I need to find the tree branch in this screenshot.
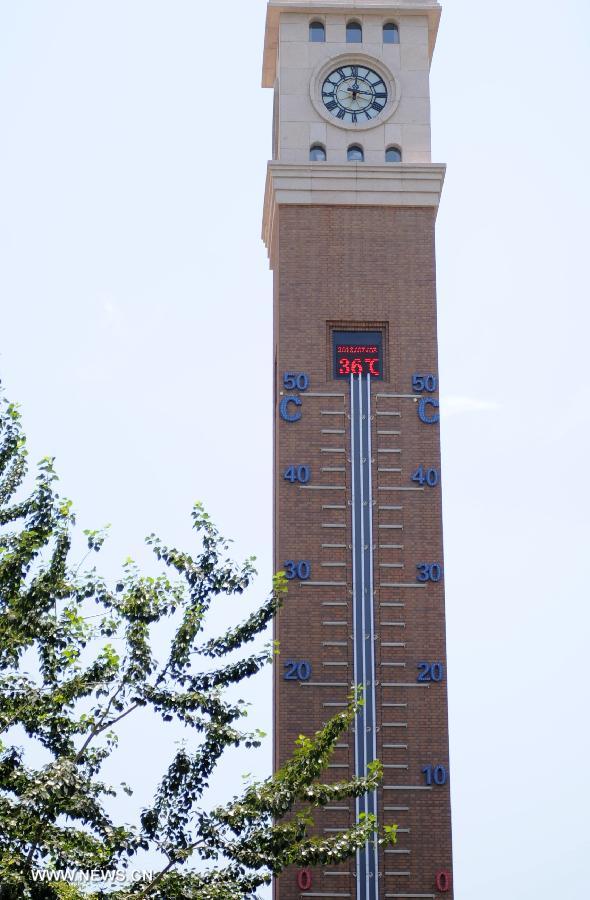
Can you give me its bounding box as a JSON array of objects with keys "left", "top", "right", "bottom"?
[
  {"left": 130, "top": 840, "right": 205, "bottom": 899},
  {"left": 74, "top": 679, "right": 128, "bottom": 763}
]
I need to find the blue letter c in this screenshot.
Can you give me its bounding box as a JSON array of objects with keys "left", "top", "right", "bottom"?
[
  {"left": 418, "top": 398, "right": 439, "bottom": 425},
  {"left": 280, "top": 396, "right": 302, "bottom": 423}
]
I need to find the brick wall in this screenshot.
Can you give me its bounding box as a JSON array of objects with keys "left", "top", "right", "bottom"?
[{"left": 273, "top": 204, "right": 453, "bottom": 899}]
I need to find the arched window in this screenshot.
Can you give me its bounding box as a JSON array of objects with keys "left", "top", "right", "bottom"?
[
  {"left": 346, "top": 21, "right": 362, "bottom": 43},
  {"left": 347, "top": 144, "right": 364, "bottom": 162},
  {"left": 383, "top": 23, "right": 400, "bottom": 44},
  {"left": 309, "top": 21, "right": 325, "bottom": 42},
  {"left": 385, "top": 146, "right": 402, "bottom": 162},
  {"left": 310, "top": 144, "right": 327, "bottom": 162}
]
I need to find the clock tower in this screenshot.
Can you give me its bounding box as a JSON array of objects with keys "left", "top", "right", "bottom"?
[{"left": 262, "top": 2, "right": 453, "bottom": 899}]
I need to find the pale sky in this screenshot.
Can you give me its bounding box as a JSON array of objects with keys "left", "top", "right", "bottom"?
[{"left": 1, "top": 1, "right": 589, "bottom": 897}]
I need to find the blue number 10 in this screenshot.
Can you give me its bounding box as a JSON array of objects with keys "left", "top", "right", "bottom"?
[{"left": 422, "top": 764, "right": 448, "bottom": 786}]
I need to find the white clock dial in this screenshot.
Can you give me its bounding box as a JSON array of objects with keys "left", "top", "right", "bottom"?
[{"left": 322, "top": 64, "right": 388, "bottom": 124}]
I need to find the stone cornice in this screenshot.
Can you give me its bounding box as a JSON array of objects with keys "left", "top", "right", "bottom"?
[
  {"left": 262, "top": 1, "right": 442, "bottom": 87},
  {"left": 262, "top": 161, "right": 446, "bottom": 259}
]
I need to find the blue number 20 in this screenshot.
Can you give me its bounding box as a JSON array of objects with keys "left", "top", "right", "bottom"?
[
  {"left": 284, "top": 660, "right": 312, "bottom": 681},
  {"left": 417, "top": 662, "right": 444, "bottom": 682}
]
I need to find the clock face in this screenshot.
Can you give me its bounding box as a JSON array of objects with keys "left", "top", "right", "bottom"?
[{"left": 322, "top": 64, "right": 388, "bottom": 124}]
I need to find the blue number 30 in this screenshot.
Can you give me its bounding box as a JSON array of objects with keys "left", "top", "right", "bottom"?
[
  {"left": 416, "top": 563, "right": 443, "bottom": 583},
  {"left": 284, "top": 560, "right": 311, "bottom": 580}
]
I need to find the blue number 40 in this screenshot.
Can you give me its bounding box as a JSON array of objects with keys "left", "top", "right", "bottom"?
[
  {"left": 284, "top": 465, "right": 311, "bottom": 484},
  {"left": 412, "top": 465, "right": 439, "bottom": 487}
]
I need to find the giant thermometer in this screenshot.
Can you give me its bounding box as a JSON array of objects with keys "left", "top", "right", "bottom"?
[
  {"left": 264, "top": 2, "right": 452, "bottom": 893},
  {"left": 274, "top": 318, "right": 453, "bottom": 899}
]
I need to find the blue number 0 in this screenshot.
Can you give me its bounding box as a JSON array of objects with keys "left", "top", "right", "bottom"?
[{"left": 284, "top": 560, "right": 311, "bottom": 580}]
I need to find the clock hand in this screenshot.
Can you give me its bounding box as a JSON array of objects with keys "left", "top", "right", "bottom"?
[{"left": 343, "top": 84, "right": 362, "bottom": 102}]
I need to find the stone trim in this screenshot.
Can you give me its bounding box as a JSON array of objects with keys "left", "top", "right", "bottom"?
[
  {"left": 262, "top": 161, "right": 446, "bottom": 258},
  {"left": 262, "top": 0, "right": 442, "bottom": 87}
]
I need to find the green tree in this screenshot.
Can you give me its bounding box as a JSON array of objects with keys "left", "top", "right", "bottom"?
[{"left": 0, "top": 392, "right": 394, "bottom": 899}]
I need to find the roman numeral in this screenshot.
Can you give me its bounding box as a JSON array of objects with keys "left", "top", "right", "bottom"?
[
  {"left": 351, "top": 65, "right": 358, "bottom": 77},
  {"left": 371, "top": 101, "right": 385, "bottom": 111},
  {"left": 352, "top": 112, "right": 358, "bottom": 124},
  {"left": 375, "top": 92, "right": 387, "bottom": 99},
  {"left": 325, "top": 100, "right": 338, "bottom": 111},
  {"left": 336, "top": 108, "right": 346, "bottom": 119}
]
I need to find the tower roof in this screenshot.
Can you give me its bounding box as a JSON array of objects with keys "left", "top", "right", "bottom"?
[{"left": 262, "top": 0, "right": 442, "bottom": 87}]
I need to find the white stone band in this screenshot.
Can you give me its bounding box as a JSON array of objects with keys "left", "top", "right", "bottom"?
[{"left": 262, "top": 160, "right": 446, "bottom": 256}]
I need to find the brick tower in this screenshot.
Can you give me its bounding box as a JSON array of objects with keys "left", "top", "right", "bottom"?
[{"left": 262, "top": 2, "right": 453, "bottom": 898}]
